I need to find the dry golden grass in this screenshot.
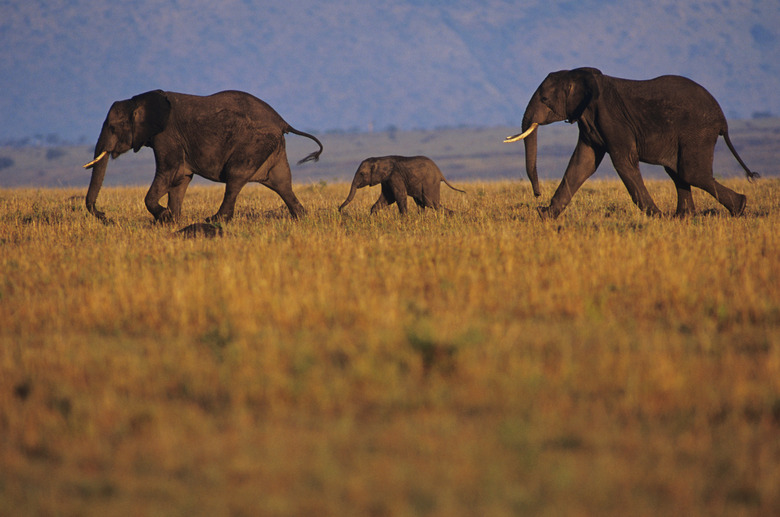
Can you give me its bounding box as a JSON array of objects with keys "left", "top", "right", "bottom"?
[{"left": 1, "top": 178, "right": 779, "bottom": 516}]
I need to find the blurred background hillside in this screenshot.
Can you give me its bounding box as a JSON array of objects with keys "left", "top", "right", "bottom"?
[
  {"left": 1, "top": 1, "right": 778, "bottom": 186},
  {"left": 1, "top": 1, "right": 778, "bottom": 144}
]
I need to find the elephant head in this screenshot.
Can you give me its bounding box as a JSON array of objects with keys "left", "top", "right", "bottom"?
[
  {"left": 338, "top": 158, "right": 393, "bottom": 211},
  {"left": 505, "top": 68, "right": 601, "bottom": 197},
  {"left": 83, "top": 90, "right": 171, "bottom": 220}
]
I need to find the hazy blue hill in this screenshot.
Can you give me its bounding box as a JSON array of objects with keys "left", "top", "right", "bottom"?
[{"left": 0, "top": 0, "right": 778, "bottom": 145}]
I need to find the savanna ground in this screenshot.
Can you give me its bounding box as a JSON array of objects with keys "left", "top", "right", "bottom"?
[{"left": 1, "top": 178, "right": 779, "bottom": 516}]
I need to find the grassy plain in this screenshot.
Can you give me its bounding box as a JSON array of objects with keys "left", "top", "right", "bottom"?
[{"left": 1, "top": 178, "right": 779, "bottom": 516}]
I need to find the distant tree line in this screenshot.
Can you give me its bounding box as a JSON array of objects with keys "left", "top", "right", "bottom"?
[
  {"left": 1, "top": 133, "right": 89, "bottom": 148},
  {"left": 0, "top": 144, "right": 75, "bottom": 171}
]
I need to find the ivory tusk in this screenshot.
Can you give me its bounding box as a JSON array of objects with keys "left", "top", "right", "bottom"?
[
  {"left": 83, "top": 151, "right": 108, "bottom": 168},
  {"left": 503, "top": 123, "right": 539, "bottom": 143}
]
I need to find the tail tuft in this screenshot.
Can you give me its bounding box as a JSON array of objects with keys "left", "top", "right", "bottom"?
[
  {"left": 297, "top": 150, "right": 322, "bottom": 165},
  {"left": 722, "top": 131, "right": 758, "bottom": 182},
  {"left": 287, "top": 125, "right": 324, "bottom": 165}
]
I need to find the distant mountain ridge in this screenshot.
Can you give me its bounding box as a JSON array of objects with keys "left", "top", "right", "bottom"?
[{"left": 0, "top": 1, "right": 778, "bottom": 143}]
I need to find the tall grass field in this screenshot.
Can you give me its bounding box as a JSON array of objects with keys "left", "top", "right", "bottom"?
[{"left": 1, "top": 178, "right": 779, "bottom": 516}]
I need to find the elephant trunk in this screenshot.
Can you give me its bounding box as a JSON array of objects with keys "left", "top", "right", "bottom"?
[
  {"left": 523, "top": 121, "right": 541, "bottom": 197},
  {"left": 504, "top": 117, "right": 541, "bottom": 197},
  {"left": 84, "top": 126, "right": 112, "bottom": 220},
  {"left": 519, "top": 87, "right": 547, "bottom": 197},
  {"left": 338, "top": 176, "right": 360, "bottom": 212},
  {"left": 504, "top": 87, "right": 552, "bottom": 197}
]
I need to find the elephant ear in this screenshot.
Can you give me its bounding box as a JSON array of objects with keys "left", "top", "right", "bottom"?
[
  {"left": 369, "top": 159, "right": 393, "bottom": 186},
  {"left": 131, "top": 90, "right": 171, "bottom": 152},
  {"left": 565, "top": 68, "right": 601, "bottom": 122}
]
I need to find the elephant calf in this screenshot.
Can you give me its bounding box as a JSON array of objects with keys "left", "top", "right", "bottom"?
[{"left": 339, "top": 155, "right": 465, "bottom": 215}]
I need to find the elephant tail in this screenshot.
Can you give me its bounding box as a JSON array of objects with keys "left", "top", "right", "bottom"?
[
  {"left": 441, "top": 176, "right": 466, "bottom": 194},
  {"left": 285, "top": 125, "right": 324, "bottom": 164},
  {"left": 722, "top": 130, "right": 760, "bottom": 182}
]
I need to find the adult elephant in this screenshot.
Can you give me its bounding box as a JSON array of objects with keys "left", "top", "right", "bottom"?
[
  {"left": 83, "top": 90, "right": 323, "bottom": 223},
  {"left": 505, "top": 67, "right": 758, "bottom": 219}
]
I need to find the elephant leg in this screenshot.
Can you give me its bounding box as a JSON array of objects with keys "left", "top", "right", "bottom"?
[
  {"left": 146, "top": 151, "right": 187, "bottom": 223},
  {"left": 370, "top": 196, "right": 390, "bottom": 214},
  {"left": 261, "top": 155, "right": 306, "bottom": 219},
  {"left": 420, "top": 183, "right": 440, "bottom": 210},
  {"left": 269, "top": 184, "right": 306, "bottom": 219},
  {"left": 697, "top": 179, "right": 747, "bottom": 216},
  {"left": 264, "top": 167, "right": 306, "bottom": 219},
  {"left": 370, "top": 184, "right": 394, "bottom": 215},
  {"left": 167, "top": 173, "right": 193, "bottom": 221},
  {"left": 396, "top": 195, "right": 409, "bottom": 214},
  {"left": 413, "top": 196, "right": 428, "bottom": 210},
  {"left": 665, "top": 167, "right": 695, "bottom": 217},
  {"left": 145, "top": 173, "right": 175, "bottom": 223},
  {"left": 390, "top": 181, "right": 408, "bottom": 215},
  {"left": 209, "top": 177, "right": 249, "bottom": 222},
  {"left": 543, "top": 141, "right": 605, "bottom": 219},
  {"left": 610, "top": 153, "right": 661, "bottom": 217},
  {"left": 679, "top": 148, "right": 746, "bottom": 216},
  {"left": 425, "top": 189, "right": 453, "bottom": 213}
]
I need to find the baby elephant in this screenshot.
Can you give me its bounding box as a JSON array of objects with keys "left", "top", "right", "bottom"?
[{"left": 339, "top": 155, "right": 465, "bottom": 214}]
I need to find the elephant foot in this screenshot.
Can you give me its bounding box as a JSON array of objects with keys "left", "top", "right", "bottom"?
[
  {"left": 730, "top": 194, "right": 747, "bottom": 217},
  {"left": 537, "top": 205, "right": 558, "bottom": 220},
  {"left": 87, "top": 207, "right": 116, "bottom": 225},
  {"left": 673, "top": 209, "right": 694, "bottom": 218},
  {"left": 87, "top": 205, "right": 106, "bottom": 220},
  {"left": 155, "top": 208, "right": 175, "bottom": 224},
  {"left": 289, "top": 205, "right": 307, "bottom": 220},
  {"left": 206, "top": 213, "right": 232, "bottom": 224}
]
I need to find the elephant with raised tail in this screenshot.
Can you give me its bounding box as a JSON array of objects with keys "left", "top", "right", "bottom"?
[
  {"left": 505, "top": 67, "right": 759, "bottom": 219},
  {"left": 83, "top": 90, "right": 323, "bottom": 223},
  {"left": 338, "top": 155, "right": 465, "bottom": 215}
]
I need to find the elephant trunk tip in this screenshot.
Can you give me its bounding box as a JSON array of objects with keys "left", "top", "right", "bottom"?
[{"left": 339, "top": 181, "right": 360, "bottom": 212}]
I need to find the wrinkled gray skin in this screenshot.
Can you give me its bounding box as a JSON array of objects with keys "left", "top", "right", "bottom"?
[
  {"left": 84, "top": 90, "right": 323, "bottom": 223},
  {"left": 514, "top": 67, "right": 758, "bottom": 219},
  {"left": 339, "top": 156, "right": 465, "bottom": 215}
]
